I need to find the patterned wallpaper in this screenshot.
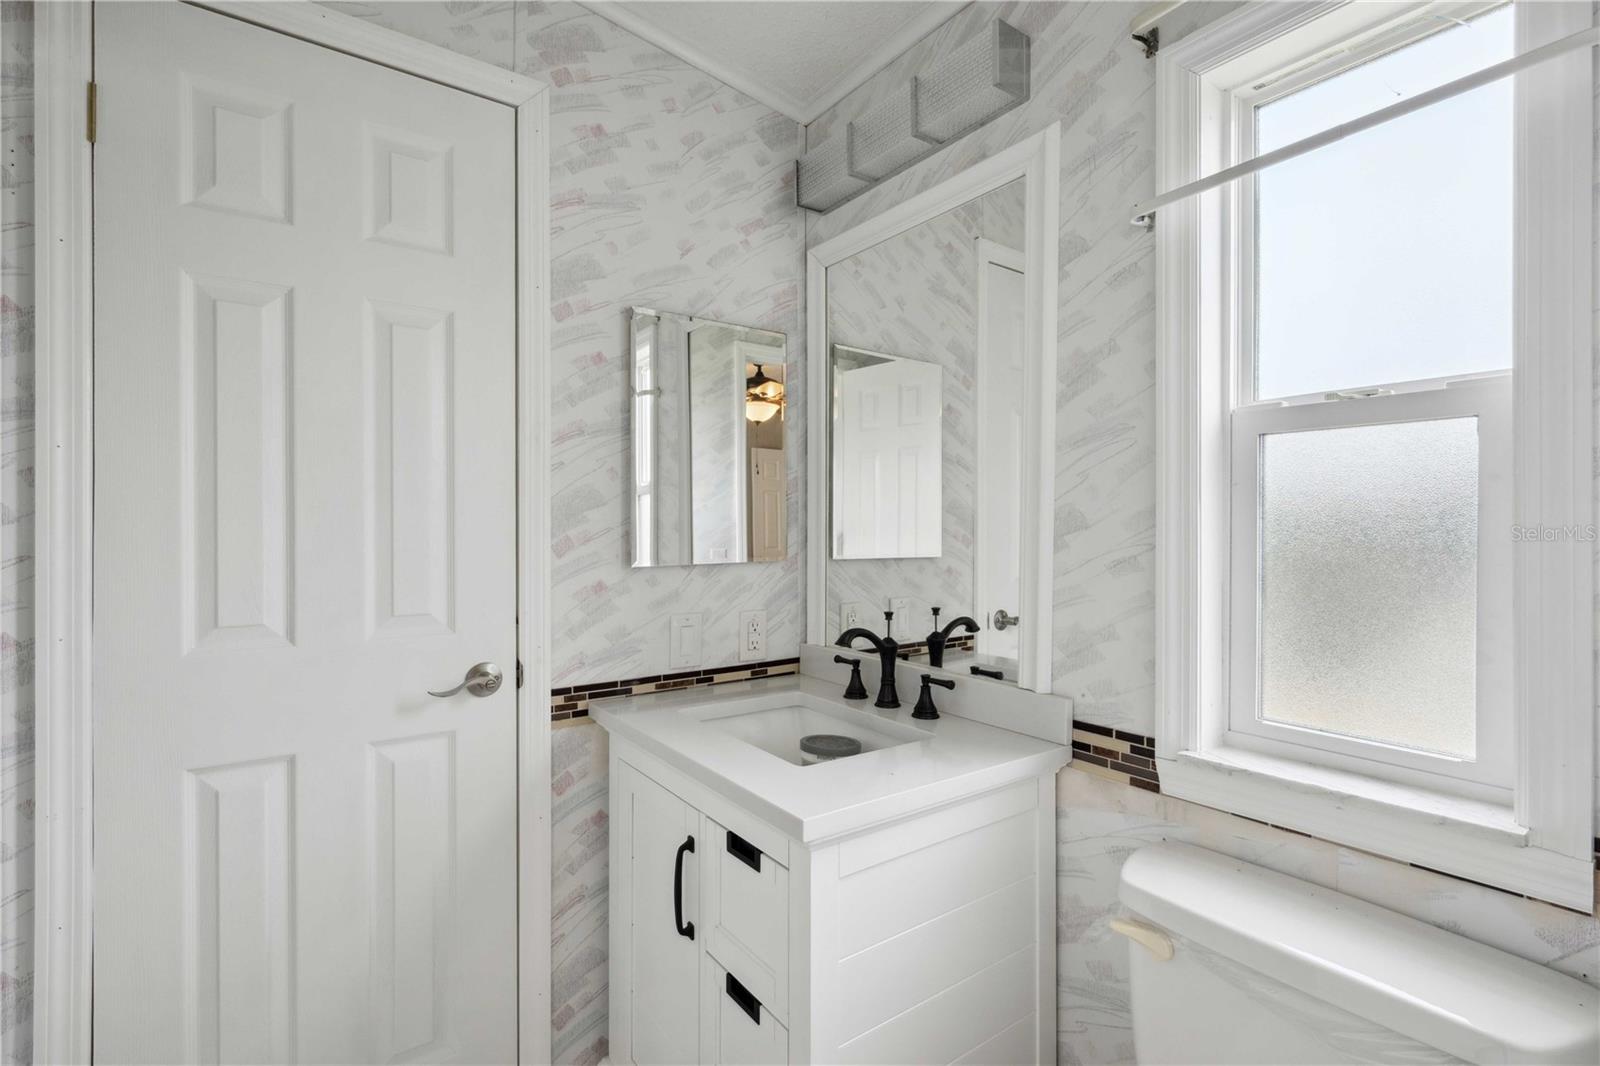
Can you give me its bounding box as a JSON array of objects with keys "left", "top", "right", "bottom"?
[
  {"left": 0, "top": 2, "right": 32, "bottom": 1061},
  {"left": 806, "top": 3, "right": 1600, "bottom": 1063},
  {"left": 0, "top": 5, "right": 1594, "bottom": 1066}
]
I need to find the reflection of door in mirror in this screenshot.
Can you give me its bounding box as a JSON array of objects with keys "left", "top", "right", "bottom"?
[
  {"left": 749, "top": 448, "right": 785, "bottom": 562},
  {"left": 975, "top": 239, "right": 1024, "bottom": 661},
  {"left": 832, "top": 349, "right": 942, "bottom": 559}
]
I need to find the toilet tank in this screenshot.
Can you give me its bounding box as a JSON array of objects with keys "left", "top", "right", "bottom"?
[{"left": 1117, "top": 844, "right": 1598, "bottom": 1066}]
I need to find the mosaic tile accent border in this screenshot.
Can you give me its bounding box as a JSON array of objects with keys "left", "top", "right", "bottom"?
[
  {"left": 1070, "top": 720, "right": 1160, "bottom": 792},
  {"left": 550, "top": 658, "right": 801, "bottom": 721},
  {"left": 548, "top": 637, "right": 978, "bottom": 722}
]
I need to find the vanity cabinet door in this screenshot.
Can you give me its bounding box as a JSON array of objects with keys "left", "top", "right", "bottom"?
[{"left": 623, "top": 767, "right": 701, "bottom": 1064}]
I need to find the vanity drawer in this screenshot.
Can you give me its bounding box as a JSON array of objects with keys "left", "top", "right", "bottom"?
[
  {"left": 704, "top": 957, "right": 789, "bottom": 1066},
  {"left": 705, "top": 817, "right": 789, "bottom": 1020}
]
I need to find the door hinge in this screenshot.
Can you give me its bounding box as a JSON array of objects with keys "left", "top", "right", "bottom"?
[
  {"left": 516, "top": 658, "right": 523, "bottom": 689},
  {"left": 86, "top": 81, "right": 97, "bottom": 144}
]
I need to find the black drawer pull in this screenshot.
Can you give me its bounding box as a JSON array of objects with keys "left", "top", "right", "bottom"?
[
  {"left": 726, "top": 830, "right": 761, "bottom": 872},
  {"left": 725, "top": 972, "right": 761, "bottom": 1025},
  {"left": 673, "top": 835, "right": 695, "bottom": 940}
]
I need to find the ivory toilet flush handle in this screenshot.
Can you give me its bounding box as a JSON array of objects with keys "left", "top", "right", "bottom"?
[{"left": 1110, "top": 917, "right": 1174, "bottom": 961}]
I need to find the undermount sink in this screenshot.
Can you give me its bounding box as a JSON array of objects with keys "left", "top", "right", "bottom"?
[{"left": 683, "top": 692, "right": 926, "bottom": 766}]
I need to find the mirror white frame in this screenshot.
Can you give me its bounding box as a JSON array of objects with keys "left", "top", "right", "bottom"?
[{"left": 806, "top": 123, "right": 1061, "bottom": 693}]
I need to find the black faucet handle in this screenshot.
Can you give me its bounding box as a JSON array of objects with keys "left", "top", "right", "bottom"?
[
  {"left": 834, "top": 654, "right": 869, "bottom": 700},
  {"left": 912, "top": 673, "right": 954, "bottom": 720},
  {"left": 883, "top": 609, "right": 894, "bottom": 637}
]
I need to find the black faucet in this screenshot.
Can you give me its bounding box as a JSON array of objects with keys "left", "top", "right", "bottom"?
[
  {"left": 925, "top": 607, "right": 980, "bottom": 668},
  {"left": 832, "top": 654, "right": 869, "bottom": 700},
  {"left": 837, "top": 610, "right": 902, "bottom": 708},
  {"left": 913, "top": 674, "right": 955, "bottom": 720}
]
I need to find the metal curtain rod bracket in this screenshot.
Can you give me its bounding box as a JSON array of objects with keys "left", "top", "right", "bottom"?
[{"left": 1128, "top": 23, "right": 1600, "bottom": 226}]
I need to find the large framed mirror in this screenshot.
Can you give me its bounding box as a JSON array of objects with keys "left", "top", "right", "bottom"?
[
  {"left": 806, "top": 126, "right": 1061, "bottom": 692},
  {"left": 630, "top": 308, "right": 788, "bottom": 568}
]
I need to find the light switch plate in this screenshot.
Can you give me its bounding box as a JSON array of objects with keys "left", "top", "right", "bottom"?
[
  {"left": 669, "top": 613, "right": 703, "bottom": 669},
  {"left": 739, "top": 609, "right": 767, "bottom": 662},
  {"left": 890, "top": 597, "right": 916, "bottom": 637}
]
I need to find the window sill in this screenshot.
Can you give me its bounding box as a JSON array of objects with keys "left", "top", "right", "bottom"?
[{"left": 1159, "top": 747, "right": 1594, "bottom": 911}]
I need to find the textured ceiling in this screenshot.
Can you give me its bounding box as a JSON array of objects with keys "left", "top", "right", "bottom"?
[{"left": 587, "top": 1, "right": 969, "bottom": 123}]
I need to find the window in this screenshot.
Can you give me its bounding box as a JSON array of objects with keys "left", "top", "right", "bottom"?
[
  {"left": 1227, "top": 7, "right": 1515, "bottom": 796},
  {"left": 1154, "top": 0, "right": 1594, "bottom": 908}
]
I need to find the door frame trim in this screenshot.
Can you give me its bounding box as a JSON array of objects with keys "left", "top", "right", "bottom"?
[
  {"left": 971, "top": 236, "right": 1026, "bottom": 660},
  {"left": 34, "top": 4, "right": 554, "bottom": 1061}
]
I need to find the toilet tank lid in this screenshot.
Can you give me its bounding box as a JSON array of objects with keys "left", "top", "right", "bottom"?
[{"left": 1119, "top": 843, "right": 1598, "bottom": 1065}]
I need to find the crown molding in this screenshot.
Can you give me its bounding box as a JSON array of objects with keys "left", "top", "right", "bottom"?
[
  {"left": 578, "top": 1, "right": 966, "bottom": 125},
  {"left": 799, "top": 0, "right": 969, "bottom": 123}
]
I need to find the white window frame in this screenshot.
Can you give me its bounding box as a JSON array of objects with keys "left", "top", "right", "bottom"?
[{"left": 1154, "top": 0, "right": 1595, "bottom": 909}]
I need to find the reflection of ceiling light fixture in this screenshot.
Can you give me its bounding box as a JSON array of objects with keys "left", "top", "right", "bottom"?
[{"left": 746, "top": 364, "right": 785, "bottom": 423}]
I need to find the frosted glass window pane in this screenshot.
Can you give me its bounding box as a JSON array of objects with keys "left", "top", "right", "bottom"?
[
  {"left": 1257, "top": 418, "right": 1478, "bottom": 758},
  {"left": 1255, "top": 7, "right": 1512, "bottom": 400}
]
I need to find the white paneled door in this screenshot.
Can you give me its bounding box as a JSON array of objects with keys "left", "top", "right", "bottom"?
[{"left": 92, "top": 4, "right": 517, "bottom": 1062}]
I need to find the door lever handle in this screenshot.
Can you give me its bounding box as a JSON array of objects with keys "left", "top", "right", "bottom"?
[
  {"left": 992, "top": 609, "right": 1020, "bottom": 631},
  {"left": 429, "top": 662, "right": 504, "bottom": 698}
]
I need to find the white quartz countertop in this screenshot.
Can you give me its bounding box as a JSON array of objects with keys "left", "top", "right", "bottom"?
[{"left": 590, "top": 675, "right": 1070, "bottom": 844}]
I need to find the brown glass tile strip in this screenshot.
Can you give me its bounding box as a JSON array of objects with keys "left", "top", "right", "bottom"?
[
  {"left": 549, "top": 658, "right": 800, "bottom": 721},
  {"left": 1071, "top": 719, "right": 1161, "bottom": 793}
]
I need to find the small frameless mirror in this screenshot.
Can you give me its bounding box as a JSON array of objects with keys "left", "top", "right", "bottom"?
[{"left": 629, "top": 308, "right": 788, "bottom": 568}]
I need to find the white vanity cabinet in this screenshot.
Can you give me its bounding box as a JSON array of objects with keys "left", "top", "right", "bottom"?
[{"left": 607, "top": 737, "right": 1059, "bottom": 1065}]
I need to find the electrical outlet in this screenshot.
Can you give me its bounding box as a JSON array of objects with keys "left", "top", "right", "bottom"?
[
  {"left": 669, "top": 613, "right": 703, "bottom": 670},
  {"left": 739, "top": 609, "right": 767, "bottom": 662},
  {"left": 840, "top": 601, "right": 866, "bottom": 631}
]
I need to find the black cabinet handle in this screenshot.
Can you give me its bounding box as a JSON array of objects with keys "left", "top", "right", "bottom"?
[
  {"left": 673, "top": 835, "right": 695, "bottom": 940},
  {"left": 726, "top": 830, "right": 761, "bottom": 872},
  {"left": 725, "top": 972, "right": 761, "bottom": 1025}
]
